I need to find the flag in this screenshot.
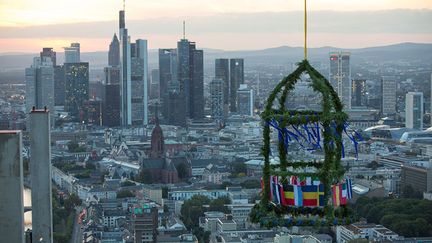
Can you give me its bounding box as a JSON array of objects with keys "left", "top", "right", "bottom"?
[
  {"left": 313, "top": 177, "right": 321, "bottom": 186},
  {"left": 302, "top": 185, "right": 318, "bottom": 206},
  {"left": 340, "top": 182, "right": 347, "bottom": 205},
  {"left": 294, "top": 185, "right": 303, "bottom": 206},
  {"left": 332, "top": 184, "right": 341, "bottom": 207},
  {"left": 306, "top": 177, "right": 312, "bottom": 186},
  {"left": 279, "top": 182, "right": 288, "bottom": 206},
  {"left": 273, "top": 176, "right": 281, "bottom": 204},
  {"left": 270, "top": 176, "right": 274, "bottom": 202},
  {"left": 346, "top": 178, "right": 353, "bottom": 199},
  {"left": 260, "top": 177, "right": 264, "bottom": 191},
  {"left": 318, "top": 184, "right": 325, "bottom": 206},
  {"left": 283, "top": 184, "right": 295, "bottom": 206},
  {"left": 299, "top": 176, "right": 307, "bottom": 186},
  {"left": 290, "top": 176, "right": 298, "bottom": 185}
]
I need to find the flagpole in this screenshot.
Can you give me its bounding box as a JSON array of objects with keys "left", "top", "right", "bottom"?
[{"left": 304, "top": 0, "right": 308, "bottom": 60}]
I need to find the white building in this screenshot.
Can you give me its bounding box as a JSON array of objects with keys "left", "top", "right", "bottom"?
[
  {"left": 381, "top": 76, "right": 397, "bottom": 116},
  {"left": 210, "top": 78, "right": 225, "bottom": 122},
  {"left": 169, "top": 189, "right": 229, "bottom": 201},
  {"left": 237, "top": 84, "right": 254, "bottom": 117},
  {"left": 329, "top": 52, "right": 351, "bottom": 110},
  {"left": 337, "top": 223, "right": 399, "bottom": 243},
  {"left": 405, "top": 92, "right": 424, "bottom": 130}
]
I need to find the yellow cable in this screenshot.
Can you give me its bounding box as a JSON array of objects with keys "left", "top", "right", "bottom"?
[{"left": 304, "top": 0, "right": 307, "bottom": 60}]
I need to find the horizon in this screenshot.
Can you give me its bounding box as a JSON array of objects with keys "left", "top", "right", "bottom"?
[{"left": 1, "top": 0, "right": 432, "bottom": 52}]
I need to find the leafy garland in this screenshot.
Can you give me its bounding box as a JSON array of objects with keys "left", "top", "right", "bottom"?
[{"left": 252, "top": 60, "right": 351, "bottom": 226}]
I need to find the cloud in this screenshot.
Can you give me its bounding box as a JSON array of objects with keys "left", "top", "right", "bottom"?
[{"left": 0, "top": 9, "right": 431, "bottom": 40}]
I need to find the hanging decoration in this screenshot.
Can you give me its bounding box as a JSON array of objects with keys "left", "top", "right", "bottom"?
[{"left": 250, "top": 0, "right": 361, "bottom": 227}]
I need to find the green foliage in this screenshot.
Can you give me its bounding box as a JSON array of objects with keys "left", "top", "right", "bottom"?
[
  {"left": 401, "top": 185, "right": 423, "bottom": 199},
  {"left": 67, "top": 141, "right": 86, "bottom": 153},
  {"left": 181, "top": 195, "right": 211, "bottom": 229},
  {"left": 120, "top": 180, "right": 135, "bottom": 187},
  {"left": 117, "top": 189, "right": 134, "bottom": 198},
  {"left": 74, "top": 169, "right": 91, "bottom": 179},
  {"left": 52, "top": 190, "right": 79, "bottom": 242},
  {"left": 208, "top": 196, "right": 231, "bottom": 213},
  {"left": 135, "top": 169, "right": 153, "bottom": 184},
  {"left": 240, "top": 179, "right": 261, "bottom": 189},
  {"left": 162, "top": 187, "right": 169, "bottom": 199},
  {"left": 353, "top": 197, "right": 432, "bottom": 237},
  {"left": 176, "top": 163, "right": 189, "bottom": 179},
  {"left": 232, "top": 162, "right": 247, "bottom": 174}
]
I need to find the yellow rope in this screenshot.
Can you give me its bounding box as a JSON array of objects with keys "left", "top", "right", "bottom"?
[{"left": 304, "top": 0, "right": 307, "bottom": 60}]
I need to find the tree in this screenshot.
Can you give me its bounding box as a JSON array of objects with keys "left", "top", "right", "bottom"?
[
  {"left": 117, "top": 190, "right": 134, "bottom": 198},
  {"left": 232, "top": 162, "right": 247, "bottom": 174},
  {"left": 136, "top": 169, "right": 153, "bottom": 184},
  {"left": 401, "top": 185, "right": 423, "bottom": 199},
  {"left": 176, "top": 163, "right": 189, "bottom": 179},
  {"left": 162, "top": 187, "right": 169, "bottom": 199},
  {"left": 240, "top": 179, "right": 261, "bottom": 189},
  {"left": 67, "top": 141, "right": 86, "bottom": 153},
  {"left": 208, "top": 196, "right": 231, "bottom": 214},
  {"left": 180, "top": 195, "right": 211, "bottom": 229}
]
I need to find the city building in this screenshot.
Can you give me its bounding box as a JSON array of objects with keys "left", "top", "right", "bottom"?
[
  {"left": 352, "top": 79, "right": 366, "bottom": 107},
  {"left": 215, "top": 59, "right": 230, "bottom": 109},
  {"left": 30, "top": 109, "right": 53, "bottom": 243},
  {"left": 400, "top": 165, "right": 432, "bottom": 193},
  {"left": 337, "top": 223, "right": 399, "bottom": 242},
  {"left": 102, "top": 66, "right": 121, "bottom": 127},
  {"left": 40, "top": 47, "right": 56, "bottom": 66},
  {"left": 25, "top": 55, "right": 55, "bottom": 122},
  {"left": 158, "top": 48, "right": 178, "bottom": 120},
  {"left": 230, "top": 58, "right": 244, "bottom": 112},
  {"left": 132, "top": 204, "right": 158, "bottom": 243},
  {"left": 119, "top": 9, "right": 132, "bottom": 125},
  {"left": 150, "top": 69, "right": 160, "bottom": 100},
  {"left": 54, "top": 65, "right": 65, "bottom": 106},
  {"left": 64, "top": 62, "right": 89, "bottom": 120},
  {"left": 0, "top": 131, "right": 24, "bottom": 243},
  {"left": 210, "top": 78, "right": 225, "bottom": 123},
  {"left": 130, "top": 39, "right": 149, "bottom": 125},
  {"left": 108, "top": 33, "right": 120, "bottom": 67},
  {"left": 64, "top": 42, "right": 80, "bottom": 63},
  {"left": 405, "top": 92, "right": 424, "bottom": 130},
  {"left": 381, "top": 76, "right": 397, "bottom": 116},
  {"left": 237, "top": 84, "right": 254, "bottom": 117},
  {"left": 329, "top": 52, "right": 351, "bottom": 110}
]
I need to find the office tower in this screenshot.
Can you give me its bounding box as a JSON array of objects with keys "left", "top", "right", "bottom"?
[
  {"left": 102, "top": 67, "right": 120, "bottom": 127},
  {"left": 64, "top": 43, "right": 80, "bottom": 63},
  {"left": 30, "top": 109, "right": 53, "bottom": 243},
  {"left": 177, "top": 39, "right": 204, "bottom": 121},
  {"left": 132, "top": 204, "right": 158, "bottom": 243},
  {"left": 119, "top": 9, "right": 132, "bottom": 125},
  {"left": 64, "top": 62, "right": 89, "bottom": 120},
  {"left": 108, "top": 33, "right": 120, "bottom": 67},
  {"left": 150, "top": 69, "right": 160, "bottom": 100},
  {"left": 130, "top": 39, "right": 149, "bottom": 125},
  {"left": 40, "top": 47, "right": 56, "bottom": 66},
  {"left": 54, "top": 65, "right": 65, "bottom": 106},
  {"left": 25, "top": 56, "right": 55, "bottom": 122},
  {"left": 405, "top": 92, "right": 424, "bottom": 130},
  {"left": 159, "top": 49, "right": 177, "bottom": 118},
  {"left": 230, "top": 58, "right": 244, "bottom": 112},
  {"left": 352, "top": 79, "right": 366, "bottom": 107},
  {"left": 215, "top": 59, "right": 229, "bottom": 106},
  {"left": 381, "top": 76, "right": 397, "bottom": 116},
  {"left": 329, "top": 52, "right": 351, "bottom": 109},
  {"left": 0, "top": 131, "right": 24, "bottom": 243},
  {"left": 210, "top": 78, "right": 224, "bottom": 122},
  {"left": 237, "top": 84, "right": 254, "bottom": 116}
]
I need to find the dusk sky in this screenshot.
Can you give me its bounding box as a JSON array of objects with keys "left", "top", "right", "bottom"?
[{"left": 1, "top": 0, "right": 432, "bottom": 53}]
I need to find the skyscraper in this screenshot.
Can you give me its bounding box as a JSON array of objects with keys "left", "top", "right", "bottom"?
[
  {"left": 215, "top": 58, "right": 229, "bottom": 107},
  {"left": 64, "top": 62, "right": 89, "bottom": 120},
  {"left": 150, "top": 69, "right": 160, "bottom": 100},
  {"left": 64, "top": 43, "right": 80, "bottom": 63},
  {"left": 132, "top": 204, "right": 158, "bottom": 243},
  {"left": 381, "top": 76, "right": 397, "bottom": 116},
  {"left": 230, "top": 58, "right": 244, "bottom": 112},
  {"left": 329, "top": 52, "right": 351, "bottom": 110},
  {"left": 119, "top": 9, "right": 132, "bottom": 125},
  {"left": 405, "top": 92, "right": 424, "bottom": 130},
  {"left": 54, "top": 65, "right": 65, "bottom": 106},
  {"left": 159, "top": 48, "right": 177, "bottom": 118},
  {"left": 210, "top": 78, "right": 224, "bottom": 123},
  {"left": 0, "top": 130, "right": 24, "bottom": 243},
  {"left": 237, "top": 84, "right": 254, "bottom": 116},
  {"left": 102, "top": 66, "right": 120, "bottom": 127},
  {"left": 30, "top": 109, "right": 53, "bottom": 243},
  {"left": 25, "top": 56, "right": 55, "bottom": 122},
  {"left": 352, "top": 79, "right": 366, "bottom": 107},
  {"left": 130, "top": 39, "right": 149, "bottom": 125},
  {"left": 108, "top": 33, "right": 120, "bottom": 67},
  {"left": 40, "top": 47, "right": 56, "bottom": 66}
]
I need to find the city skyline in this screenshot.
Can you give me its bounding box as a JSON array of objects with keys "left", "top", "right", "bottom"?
[{"left": 0, "top": 0, "right": 431, "bottom": 52}]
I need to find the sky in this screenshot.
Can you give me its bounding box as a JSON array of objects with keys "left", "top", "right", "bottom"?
[{"left": 0, "top": 0, "right": 432, "bottom": 52}]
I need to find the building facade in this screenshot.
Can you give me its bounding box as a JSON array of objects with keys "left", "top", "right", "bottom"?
[
  {"left": 405, "top": 92, "right": 424, "bottom": 130},
  {"left": 108, "top": 33, "right": 120, "bottom": 67},
  {"left": 210, "top": 78, "right": 225, "bottom": 123},
  {"left": 64, "top": 62, "right": 89, "bottom": 120},
  {"left": 381, "top": 76, "right": 397, "bottom": 116},
  {"left": 329, "top": 52, "right": 351, "bottom": 110},
  {"left": 215, "top": 59, "right": 230, "bottom": 108},
  {"left": 229, "top": 58, "right": 244, "bottom": 112},
  {"left": 237, "top": 84, "right": 254, "bottom": 116},
  {"left": 352, "top": 79, "right": 366, "bottom": 107},
  {"left": 64, "top": 43, "right": 80, "bottom": 63}
]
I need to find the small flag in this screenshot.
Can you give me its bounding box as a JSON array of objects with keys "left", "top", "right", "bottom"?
[
  {"left": 346, "top": 178, "right": 353, "bottom": 199},
  {"left": 306, "top": 177, "right": 312, "bottom": 186},
  {"left": 332, "top": 184, "right": 341, "bottom": 207},
  {"left": 270, "top": 176, "right": 274, "bottom": 202},
  {"left": 279, "top": 182, "right": 288, "bottom": 206},
  {"left": 302, "top": 185, "right": 318, "bottom": 206},
  {"left": 313, "top": 177, "right": 321, "bottom": 186},
  {"left": 283, "top": 184, "right": 295, "bottom": 206},
  {"left": 290, "top": 176, "right": 298, "bottom": 185},
  {"left": 340, "top": 182, "right": 347, "bottom": 205},
  {"left": 294, "top": 185, "right": 303, "bottom": 206},
  {"left": 318, "top": 184, "right": 325, "bottom": 206}
]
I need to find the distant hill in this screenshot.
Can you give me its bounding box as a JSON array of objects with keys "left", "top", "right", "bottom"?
[{"left": 1, "top": 42, "right": 431, "bottom": 83}]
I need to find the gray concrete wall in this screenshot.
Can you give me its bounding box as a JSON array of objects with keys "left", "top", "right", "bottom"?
[
  {"left": 0, "top": 131, "right": 24, "bottom": 243},
  {"left": 30, "top": 110, "right": 53, "bottom": 243}
]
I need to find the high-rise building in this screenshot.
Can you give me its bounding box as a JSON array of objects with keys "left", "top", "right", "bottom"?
[
  {"left": 150, "top": 69, "right": 160, "bottom": 100},
  {"left": 102, "top": 66, "right": 121, "bottom": 127},
  {"left": 0, "top": 130, "right": 24, "bottom": 243},
  {"left": 130, "top": 39, "right": 149, "bottom": 125},
  {"left": 29, "top": 109, "right": 53, "bottom": 243},
  {"left": 25, "top": 56, "right": 55, "bottom": 122},
  {"left": 210, "top": 78, "right": 225, "bottom": 122},
  {"left": 64, "top": 43, "right": 80, "bottom": 63},
  {"left": 119, "top": 9, "right": 132, "bottom": 126},
  {"left": 64, "top": 62, "right": 89, "bottom": 120},
  {"left": 159, "top": 49, "right": 177, "bottom": 119},
  {"left": 215, "top": 59, "right": 229, "bottom": 107},
  {"left": 381, "top": 76, "right": 397, "bottom": 116},
  {"left": 352, "top": 79, "right": 366, "bottom": 107},
  {"left": 405, "top": 92, "right": 424, "bottom": 130},
  {"left": 329, "top": 52, "right": 351, "bottom": 109},
  {"left": 132, "top": 204, "right": 158, "bottom": 243},
  {"left": 237, "top": 84, "right": 254, "bottom": 116},
  {"left": 229, "top": 58, "right": 244, "bottom": 112},
  {"left": 108, "top": 33, "right": 120, "bottom": 67},
  {"left": 54, "top": 65, "right": 65, "bottom": 106},
  {"left": 40, "top": 47, "right": 56, "bottom": 66}
]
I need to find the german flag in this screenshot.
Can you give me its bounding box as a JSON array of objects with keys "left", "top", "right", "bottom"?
[{"left": 283, "top": 184, "right": 295, "bottom": 206}]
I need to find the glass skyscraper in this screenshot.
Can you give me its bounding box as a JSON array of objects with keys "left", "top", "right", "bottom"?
[{"left": 329, "top": 52, "right": 351, "bottom": 110}]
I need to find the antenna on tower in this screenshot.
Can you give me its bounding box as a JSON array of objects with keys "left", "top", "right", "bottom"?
[
  {"left": 183, "top": 20, "right": 185, "bottom": 39},
  {"left": 123, "top": 0, "right": 125, "bottom": 11}
]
